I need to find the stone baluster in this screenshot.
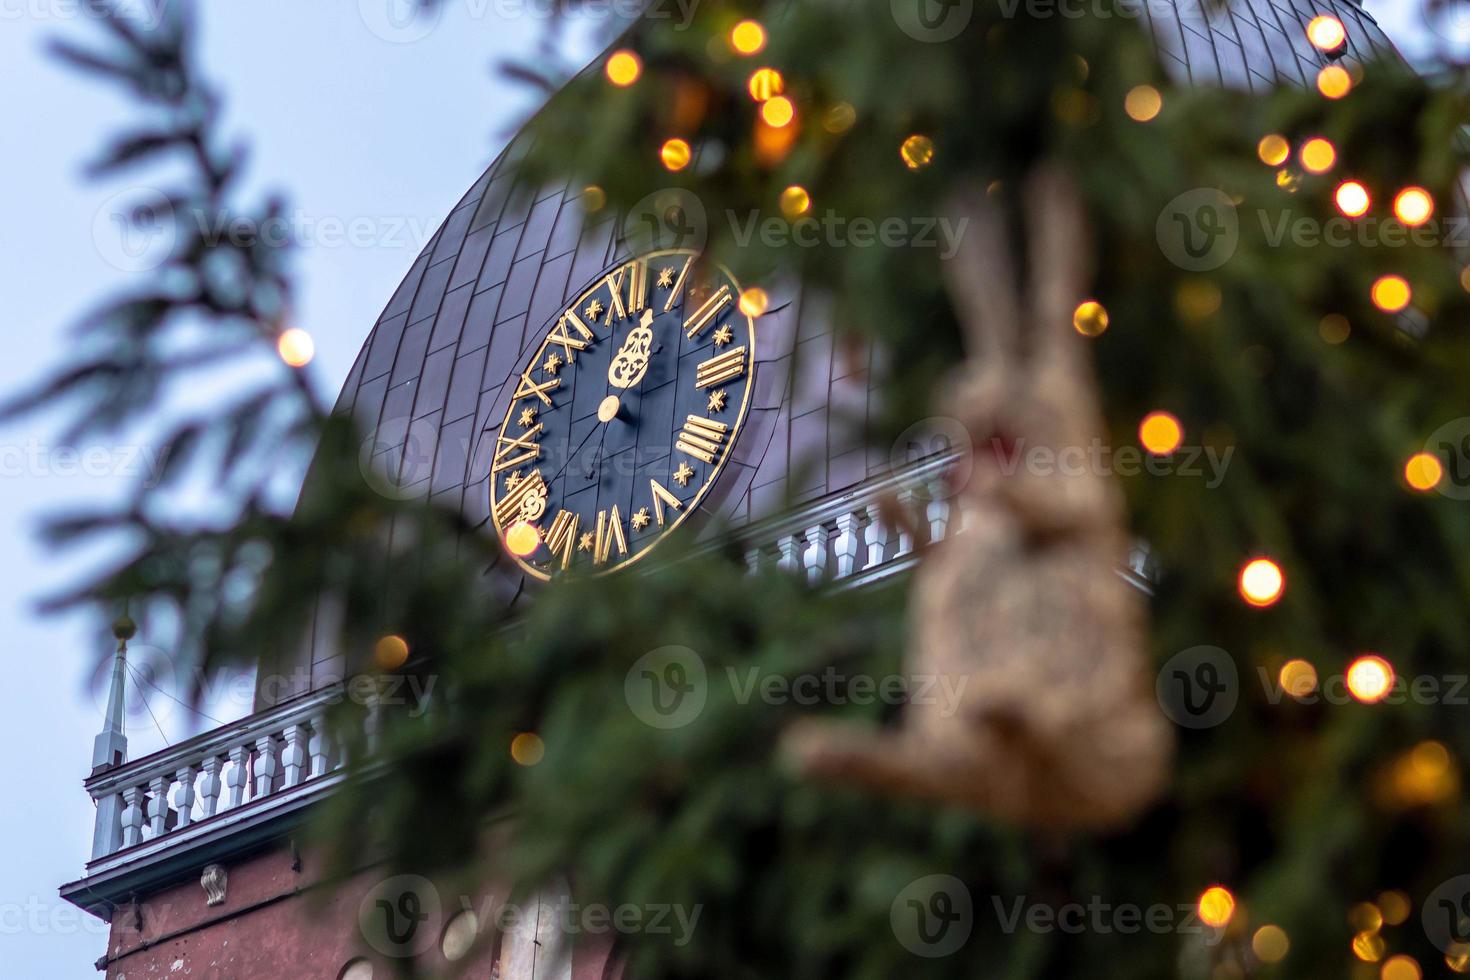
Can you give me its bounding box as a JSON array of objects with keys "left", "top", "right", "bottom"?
[
  {"left": 147, "top": 774, "right": 170, "bottom": 838},
  {"left": 863, "top": 505, "right": 888, "bottom": 570},
  {"left": 927, "top": 482, "right": 950, "bottom": 544},
  {"left": 120, "top": 785, "right": 146, "bottom": 848},
  {"left": 746, "top": 547, "right": 763, "bottom": 576},
  {"left": 803, "top": 523, "right": 829, "bottom": 584},
  {"left": 896, "top": 489, "right": 916, "bottom": 557},
  {"left": 282, "top": 724, "right": 308, "bottom": 788},
  {"left": 308, "top": 714, "right": 330, "bottom": 779},
  {"left": 226, "top": 744, "right": 249, "bottom": 808},
  {"left": 253, "top": 736, "right": 279, "bottom": 798},
  {"left": 776, "top": 533, "right": 800, "bottom": 573},
  {"left": 198, "top": 755, "right": 224, "bottom": 818},
  {"left": 833, "top": 512, "right": 860, "bottom": 579},
  {"left": 91, "top": 789, "right": 124, "bottom": 860},
  {"left": 172, "top": 765, "right": 196, "bottom": 829}
]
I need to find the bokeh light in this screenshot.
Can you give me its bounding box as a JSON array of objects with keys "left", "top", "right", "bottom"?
[
  {"left": 1072, "top": 300, "right": 1109, "bottom": 336},
  {"left": 1238, "top": 558, "right": 1285, "bottom": 607},
  {"left": 1124, "top": 85, "right": 1162, "bottom": 122},
  {"left": 1405, "top": 452, "right": 1442, "bottom": 491},
  {"left": 739, "top": 287, "right": 770, "bottom": 317},
  {"left": 660, "top": 138, "right": 692, "bottom": 171},
  {"left": 1335, "top": 180, "right": 1370, "bottom": 217},
  {"left": 1346, "top": 654, "right": 1394, "bottom": 704},
  {"left": 605, "top": 50, "right": 641, "bottom": 87},
  {"left": 1139, "top": 411, "right": 1183, "bottom": 455},
  {"left": 747, "top": 67, "right": 784, "bottom": 101},
  {"left": 1300, "top": 137, "right": 1336, "bottom": 174},
  {"left": 1252, "top": 925, "right": 1290, "bottom": 964},
  {"left": 1393, "top": 187, "right": 1434, "bottom": 226},
  {"left": 374, "top": 634, "right": 409, "bottom": 670},
  {"left": 761, "top": 95, "right": 795, "bottom": 128},
  {"left": 730, "top": 19, "right": 765, "bottom": 55},
  {"left": 277, "top": 328, "right": 315, "bottom": 367},
  {"left": 1381, "top": 955, "right": 1423, "bottom": 980},
  {"left": 900, "top": 134, "right": 935, "bottom": 170},
  {"left": 1307, "top": 14, "right": 1347, "bottom": 51},
  {"left": 1198, "top": 886, "right": 1236, "bottom": 928},
  {"left": 505, "top": 520, "right": 541, "bottom": 558},
  {"left": 1258, "top": 134, "right": 1290, "bottom": 166},
  {"left": 510, "top": 732, "right": 545, "bottom": 766},
  {"left": 1317, "top": 65, "right": 1352, "bottom": 99},
  {"left": 1279, "top": 659, "right": 1318, "bottom": 699},
  {"left": 779, "top": 185, "right": 810, "bottom": 218},
  {"left": 1371, "top": 275, "right": 1411, "bottom": 313}
]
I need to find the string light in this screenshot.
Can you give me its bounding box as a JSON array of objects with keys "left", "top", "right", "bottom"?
[
  {"left": 900, "top": 134, "right": 935, "bottom": 170},
  {"left": 1382, "top": 955, "right": 1423, "bottom": 980},
  {"left": 1139, "top": 411, "right": 1183, "bottom": 455},
  {"left": 1072, "top": 300, "right": 1109, "bottom": 336},
  {"left": 1335, "top": 180, "right": 1371, "bottom": 217},
  {"left": 1346, "top": 654, "right": 1394, "bottom": 704},
  {"left": 1349, "top": 902, "right": 1384, "bottom": 933},
  {"left": 1238, "top": 558, "right": 1285, "bottom": 607},
  {"left": 1300, "top": 137, "right": 1337, "bottom": 174},
  {"left": 824, "top": 102, "right": 856, "bottom": 133},
  {"left": 660, "top": 138, "right": 692, "bottom": 171},
  {"left": 510, "top": 732, "right": 545, "bottom": 766},
  {"left": 1404, "top": 452, "right": 1443, "bottom": 492},
  {"left": 1353, "top": 931, "right": 1386, "bottom": 962},
  {"left": 1124, "top": 85, "right": 1162, "bottom": 122},
  {"left": 730, "top": 19, "right": 766, "bottom": 55},
  {"left": 1307, "top": 14, "right": 1347, "bottom": 52},
  {"left": 504, "top": 520, "right": 541, "bottom": 558},
  {"left": 779, "top": 185, "right": 810, "bottom": 217},
  {"left": 1319, "top": 314, "right": 1350, "bottom": 344},
  {"left": 582, "top": 185, "right": 607, "bottom": 212},
  {"left": 1258, "top": 134, "right": 1290, "bottom": 166},
  {"left": 277, "top": 328, "right": 315, "bottom": 367},
  {"left": 1317, "top": 65, "right": 1352, "bottom": 99},
  {"left": 374, "top": 634, "right": 409, "bottom": 670},
  {"left": 747, "top": 67, "right": 784, "bottom": 101},
  {"left": 1252, "top": 925, "right": 1291, "bottom": 964},
  {"left": 1393, "top": 187, "right": 1434, "bottom": 226},
  {"left": 1378, "top": 891, "right": 1412, "bottom": 927},
  {"left": 1279, "top": 659, "right": 1318, "bottom": 698},
  {"left": 738, "top": 287, "right": 770, "bottom": 317},
  {"left": 1277, "top": 169, "right": 1302, "bottom": 193},
  {"left": 1449, "top": 945, "right": 1470, "bottom": 973},
  {"left": 605, "top": 49, "right": 641, "bottom": 87},
  {"left": 1198, "top": 886, "right": 1236, "bottom": 928},
  {"left": 761, "top": 95, "right": 795, "bottom": 128},
  {"left": 1371, "top": 275, "right": 1411, "bottom": 313}
]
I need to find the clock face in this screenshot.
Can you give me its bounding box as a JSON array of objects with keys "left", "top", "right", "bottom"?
[{"left": 489, "top": 248, "right": 756, "bottom": 579}]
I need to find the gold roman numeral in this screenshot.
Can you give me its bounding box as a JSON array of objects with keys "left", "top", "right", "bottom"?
[
  {"left": 649, "top": 479, "right": 683, "bottom": 527},
  {"left": 602, "top": 267, "right": 629, "bottom": 324},
  {"left": 675, "top": 415, "right": 729, "bottom": 464},
  {"left": 663, "top": 256, "right": 693, "bottom": 313},
  {"left": 497, "top": 470, "right": 546, "bottom": 528},
  {"left": 513, "top": 372, "right": 560, "bottom": 406},
  {"left": 594, "top": 506, "right": 628, "bottom": 564},
  {"left": 627, "top": 258, "right": 647, "bottom": 314},
  {"left": 684, "top": 284, "right": 731, "bottom": 338},
  {"left": 546, "top": 509, "right": 580, "bottom": 569},
  {"left": 545, "top": 311, "right": 594, "bottom": 358},
  {"left": 695, "top": 347, "right": 746, "bottom": 389},
  {"left": 493, "top": 423, "right": 543, "bottom": 473}
]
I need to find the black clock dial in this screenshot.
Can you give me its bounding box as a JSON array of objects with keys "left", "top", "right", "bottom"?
[{"left": 489, "top": 248, "right": 757, "bottom": 579}]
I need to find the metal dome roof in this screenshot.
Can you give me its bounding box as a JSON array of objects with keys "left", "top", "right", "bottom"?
[{"left": 334, "top": 0, "right": 1395, "bottom": 529}]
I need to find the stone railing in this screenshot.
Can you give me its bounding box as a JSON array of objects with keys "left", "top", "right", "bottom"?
[{"left": 83, "top": 686, "right": 367, "bottom": 869}]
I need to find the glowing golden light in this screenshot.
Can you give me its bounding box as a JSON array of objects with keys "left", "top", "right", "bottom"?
[
  {"left": 510, "top": 732, "right": 545, "bottom": 766},
  {"left": 760, "top": 95, "right": 795, "bottom": 128},
  {"left": 1300, "top": 137, "right": 1337, "bottom": 174},
  {"left": 823, "top": 102, "right": 856, "bottom": 133},
  {"left": 738, "top": 287, "right": 770, "bottom": 317},
  {"left": 1371, "top": 275, "right": 1411, "bottom": 313},
  {"left": 730, "top": 19, "right": 766, "bottom": 55},
  {"left": 660, "top": 138, "right": 692, "bottom": 172},
  {"left": 747, "top": 67, "right": 784, "bottom": 102},
  {"left": 1461, "top": 266, "right": 1470, "bottom": 294},
  {"left": 1072, "top": 300, "right": 1109, "bottom": 337},
  {"left": 504, "top": 520, "right": 541, "bottom": 558},
  {"left": 1405, "top": 452, "right": 1443, "bottom": 491},
  {"left": 605, "top": 49, "right": 641, "bottom": 87},
  {"left": 1198, "top": 886, "right": 1236, "bottom": 928},
  {"left": 1307, "top": 14, "right": 1347, "bottom": 51},
  {"left": 1124, "top": 85, "right": 1162, "bottom": 122},
  {"left": 1319, "top": 313, "right": 1350, "bottom": 344},
  {"left": 779, "top": 185, "right": 810, "bottom": 218},
  {"left": 582, "top": 185, "right": 606, "bottom": 212},
  {"left": 277, "top": 328, "right": 315, "bottom": 368},
  {"left": 1448, "top": 944, "right": 1470, "bottom": 973},
  {"left": 1349, "top": 901, "right": 1384, "bottom": 933},
  {"left": 1393, "top": 187, "right": 1434, "bottom": 226},
  {"left": 900, "top": 134, "right": 935, "bottom": 171},
  {"left": 1353, "top": 931, "right": 1386, "bottom": 962},
  {"left": 374, "top": 634, "right": 409, "bottom": 670},
  {"left": 1238, "top": 558, "right": 1285, "bottom": 608},
  {"left": 1139, "top": 411, "right": 1183, "bottom": 455},
  {"left": 1252, "top": 925, "right": 1290, "bottom": 964},
  {"left": 1382, "top": 954, "right": 1423, "bottom": 980},
  {"left": 1279, "top": 659, "right": 1318, "bottom": 699},
  {"left": 1335, "top": 180, "right": 1371, "bottom": 217},
  {"left": 1258, "top": 134, "right": 1290, "bottom": 166},
  {"left": 1378, "top": 891, "right": 1411, "bottom": 927},
  {"left": 1346, "top": 654, "right": 1394, "bottom": 704},
  {"left": 1277, "top": 169, "right": 1302, "bottom": 192},
  {"left": 1317, "top": 65, "right": 1352, "bottom": 98}
]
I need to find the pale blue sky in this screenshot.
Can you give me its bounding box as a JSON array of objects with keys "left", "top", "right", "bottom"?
[{"left": 0, "top": 1, "right": 1443, "bottom": 975}]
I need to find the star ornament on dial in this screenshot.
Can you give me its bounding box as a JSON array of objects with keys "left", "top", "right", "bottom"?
[{"left": 490, "top": 248, "right": 758, "bottom": 579}]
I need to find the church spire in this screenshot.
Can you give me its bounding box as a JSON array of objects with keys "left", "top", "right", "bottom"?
[{"left": 91, "top": 615, "right": 135, "bottom": 773}]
